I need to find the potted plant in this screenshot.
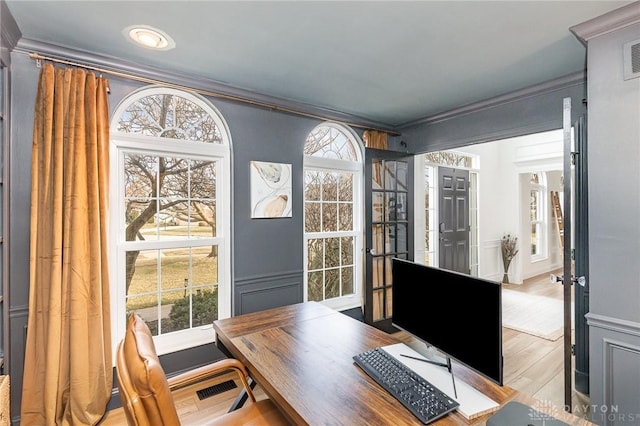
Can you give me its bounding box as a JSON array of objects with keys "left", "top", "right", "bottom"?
[{"left": 501, "top": 234, "right": 519, "bottom": 283}]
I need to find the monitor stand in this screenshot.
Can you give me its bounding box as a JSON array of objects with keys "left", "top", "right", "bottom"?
[
  {"left": 398, "top": 352, "right": 458, "bottom": 399},
  {"left": 382, "top": 343, "right": 500, "bottom": 420}
]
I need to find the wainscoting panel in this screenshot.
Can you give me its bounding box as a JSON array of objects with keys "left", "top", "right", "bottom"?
[
  {"left": 482, "top": 239, "right": 503, "bottom": 282},
  {"left": 603, "top": 339, "right": 640, "bottom": 425},
  {"left": 234, "top": 270, "right": 303, "bottom": 315},
  {"left": 587, "top": 313, "right": 640, "bottom": 425}
]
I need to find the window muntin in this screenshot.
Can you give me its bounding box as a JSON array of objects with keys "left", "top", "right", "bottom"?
[
  {"left": 111, "top": 86, "right": 230, "bottom": 355},
  {"left": 303, "top": 124, "right": 362, "bottom": 311}
]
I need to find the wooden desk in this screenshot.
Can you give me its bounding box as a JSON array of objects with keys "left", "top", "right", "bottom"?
[{"left": 214, "top": 302, "right": 594, "bottom": 425}]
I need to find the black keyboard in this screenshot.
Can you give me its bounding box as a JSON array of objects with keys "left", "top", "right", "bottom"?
[{"left": 353, "top": 347, "right": 460, "bottom": 424}]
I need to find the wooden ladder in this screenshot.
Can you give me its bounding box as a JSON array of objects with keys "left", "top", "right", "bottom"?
[{"left": 551, "top": 191, "right": 564, "bottom": 249}]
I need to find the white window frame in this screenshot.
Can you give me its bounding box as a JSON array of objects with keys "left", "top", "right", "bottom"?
[
  {"left": 109, "top": 87, "right": 231, "bottom": 357},
  {"left": 530, "top": 172, "right": 548, "bottom": 262},
  {"left": 303, "top": 123, "right": 364, "bottom": 311}
]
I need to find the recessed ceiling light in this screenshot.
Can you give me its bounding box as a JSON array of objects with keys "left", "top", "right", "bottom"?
[{"left": 124, "top": 25, "right": 175, "bottom": 51}]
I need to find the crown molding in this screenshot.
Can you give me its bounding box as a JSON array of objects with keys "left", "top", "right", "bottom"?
[
  {"left": 14, "top": 38, "right": 397, "bottom": 133},
  {"left": 570, "top": 2, "right": 640, "bottom": 44},
  {"left": 1, "top": 0, "right": 21, "bottom": 63},
  {"left": 398, "top": 71, "right": 585, "bottom": 129}
]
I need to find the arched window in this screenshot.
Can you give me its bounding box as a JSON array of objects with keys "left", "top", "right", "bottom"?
[
  {"left": 303, "top": 123, "right": 363, "bottom": 311},
  {"left": 110, "top": 86, "right": 231, "bottom": 355}
]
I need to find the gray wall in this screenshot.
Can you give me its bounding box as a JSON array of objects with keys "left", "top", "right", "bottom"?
[
  {"left": 579, "top": 14, "right": 640, "bottom": 426},
  {"left": 5, "top": 48, "right": 334, "bottom": 419},
  {"left": 5, "top": 3, "right": 638, "bottom": 424},
  {"left": 399, "top": 74, "right": 587, "bottom": 154}
]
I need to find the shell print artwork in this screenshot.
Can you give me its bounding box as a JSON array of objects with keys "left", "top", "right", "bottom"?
[{"left": 250, "top": 161, "right": 292, "bottom": 218}]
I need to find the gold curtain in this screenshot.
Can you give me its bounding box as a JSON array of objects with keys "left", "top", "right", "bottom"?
[
  {"left": 21, "top": 63, "right": 112, "bottom": 425},
  {"left": 363, "top": 129, "right": 388, "bottom": 150}
]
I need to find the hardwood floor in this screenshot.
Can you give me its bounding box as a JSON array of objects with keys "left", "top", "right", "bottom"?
[
  {"left": 100, "top": 271, "right": 591, "bottom": 424},
  {"left": 501, "top": 271, "right": 591, "bottom": 420}
]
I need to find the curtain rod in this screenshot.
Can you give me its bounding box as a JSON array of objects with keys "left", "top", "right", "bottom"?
[{"left": 29, "top": 52, "right": 401, "bottom": 136}]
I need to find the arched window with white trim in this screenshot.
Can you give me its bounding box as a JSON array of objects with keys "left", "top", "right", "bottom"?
[
  {"left": 110, "top": 86, "right": 231, "bottom": 355},
  {"left": 303, "top": 123, "right": 364, "bottom": 311}
]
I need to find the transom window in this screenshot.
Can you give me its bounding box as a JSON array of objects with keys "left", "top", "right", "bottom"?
[
  {"left": 110, "top": 87, "right": 231, "bottom": 355},
  {"left": 303, "top": 124, "right": 363, "bottom": 311}
]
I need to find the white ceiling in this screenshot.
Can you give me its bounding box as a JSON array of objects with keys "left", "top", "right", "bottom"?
[{"left": 5, "top": 1, "right": 634, "bottom": 127}]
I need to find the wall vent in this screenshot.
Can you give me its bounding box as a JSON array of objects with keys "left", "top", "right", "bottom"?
[{"left": 623, "top": 39, "right": 640, "bottom": 80}]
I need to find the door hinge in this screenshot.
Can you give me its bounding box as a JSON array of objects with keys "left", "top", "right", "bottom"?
[{"left": 571, "top": 344, "right": 576, "bottom": 356}]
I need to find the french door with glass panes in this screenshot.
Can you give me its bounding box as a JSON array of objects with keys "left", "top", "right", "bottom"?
[{"left": 364, "top": 148, "right": 413, "bottom": 332}]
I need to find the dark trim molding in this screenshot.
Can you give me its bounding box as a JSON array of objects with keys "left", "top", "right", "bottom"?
[
  {"left": 13, "top": 38, "right": 397, "bottom": 133},
  {"left": 398, "top": 71, "right": 586, "bottom": 129}
]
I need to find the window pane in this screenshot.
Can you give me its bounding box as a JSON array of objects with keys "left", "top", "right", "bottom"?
[
  {"left": 530, "top": 190, "right": 538, "bottom": 221},
  {"left": 189, "top": 160, "right": 217, "bottom": 238},
  {"left": 325, "top": 238, "right": 340, "bottom": 268},
  {"left": 396, "top": 224, "right": 407, "bottom": 253},
  {"left": 372, "top": 161, "right": 383, "bottom": 190},
  {"left": 372, "top": 192, "right": 384, "bottom": 222},
  {"left": 307, "top": 239, "right": 323, "bottom": 270},
  {"left": 341, "top": 237, "right": 353, "bottom": 265},
  {"left": 322, "top": 173, "right": 337, "bottom": 201},
  {"left": 117, "top": 94, "right": 222, "bottom": 143},
  {"left": 159, "top": 291, "right": 186, "bottom": 334},
  {"left": 160, "top": 248, "right": 191, "bottom": 291},
  {"left": 125, "top": 153, "right": 154, "bottom": 198},
  {"left": 322, "top": 203, "right": 337, "bottom": 232},
  {"left": 372, "top": 257, "right": 384, "bottom": 287},
  {"left": 384, "top": 162, "right": 396, "bottom": 190},
  {"left": 127, "top": 297, "right": 159, "bottom": 336},
  {"left": 396, "top": 162, "right": 408, "bottom": 191},
  {"left": 372, "top": 224, "right": 384, "bottom": 255},
  {"left": 325, "top": 269, "right": 340, "bottom": 299},
  {"left": 305, "top": 202, "right": 321, "bottom": 232},
  {"left": 192, "top": 246, "right": 218, "bottom": 286},
  {"left": 373, "top": 289, "right": 384, "bottom": 320},
  {"left": 190, "top": 286, "right": 219, "bottom": 327},
  {"left": 304, "top": 126, "right": 358, "bottom": 161},
  {"left": 338, "top": 203, "right": 353, "bottom": 231},
  {"left": 128, "top": 249, "right": 158, "bottom": 298},
  {"left": 308, "top": 271, "right": 323, "bottom": 301},
  {"left": 341, "top": 267, "right": 354, "bottom": 296},
  {"left": 305, "top": 171, "right": 321, "bottom": 201},
  {"left": 338, "top": 173, "right": 353, "bottom": 201},
  {"left": 396, "top": 193, "right": 407, "bottom": 221},
  {"left": 386, "top": 224, "right": 396, "bottom": 252}
]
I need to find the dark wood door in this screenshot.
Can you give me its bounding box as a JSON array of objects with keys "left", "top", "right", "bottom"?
[
  {"left": 438, "top": 167, "right": 470, "bottom": 274},
  {"left": 364, "top": 148, "right": 413, "bottom": 333}
]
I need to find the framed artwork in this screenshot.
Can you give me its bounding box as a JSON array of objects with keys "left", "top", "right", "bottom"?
[{"left": 250, "top": 161, "right": 292, "bottom": 218}]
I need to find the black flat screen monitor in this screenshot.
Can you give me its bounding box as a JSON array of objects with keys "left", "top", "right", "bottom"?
[{"left": 391, "top": 258, "right": 503, "bottom": 385}]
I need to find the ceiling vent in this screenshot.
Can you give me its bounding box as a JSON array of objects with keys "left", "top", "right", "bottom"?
[{"left": 623, "top": 39, "right": 640, "bottom": 80}]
